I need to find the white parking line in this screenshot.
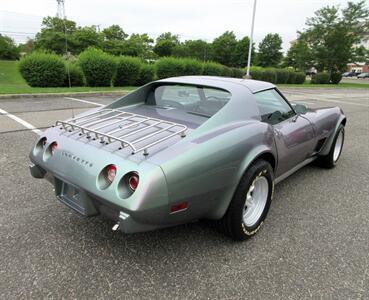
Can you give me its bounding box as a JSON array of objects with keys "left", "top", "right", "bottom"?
[
  {"left": 64, "top": 97, "right": 104, "bottom": 107},
  {"left": 0, "top": 108, "right": 42, "bottom": 135},
  {"left": 313, "top": 98, "right": 369, "bottom": 107},
  {"left": 293, "top": 101, "right": 316, "bottom": 105}
]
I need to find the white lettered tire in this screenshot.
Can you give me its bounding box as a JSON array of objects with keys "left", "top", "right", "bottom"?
[{"left": 219, "top": 159, "right": 274, "bottom": 241}]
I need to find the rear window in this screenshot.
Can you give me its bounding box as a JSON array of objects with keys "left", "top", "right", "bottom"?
[{"left": 152, "top": 85, "right": 231, "bottom": 117}]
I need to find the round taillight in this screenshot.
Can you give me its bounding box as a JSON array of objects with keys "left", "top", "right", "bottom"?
[
  {"left": 42, "top": 138, "right": 47, "bottom": 148},
  {"left": 50, "top": 142, "right": 58, "bottom": 153},
  {"left": 34, "top": 137, "right": 47, "bottom": 155},
  {"left": 128, "top": 174, "right": 139, "bottom": 191},
  {"left": 105, "top": 164, "right": 117, "bottom": 183}
]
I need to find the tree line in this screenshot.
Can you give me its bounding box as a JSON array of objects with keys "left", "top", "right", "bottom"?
[
  {"left": 1, "top": 0, "right": 368, "bottom": 76},
  {"left": 0, "top": 16, "right": 284, "bottom": 68}
]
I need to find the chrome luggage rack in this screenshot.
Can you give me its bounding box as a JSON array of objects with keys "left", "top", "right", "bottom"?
[{"left": 55, "top": 108, "right": 187, "bottom": 155}]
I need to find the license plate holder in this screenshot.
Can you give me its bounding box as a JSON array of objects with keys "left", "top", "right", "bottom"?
[{"left": 57, "top": 182, "right": 97, "bottom": 216}]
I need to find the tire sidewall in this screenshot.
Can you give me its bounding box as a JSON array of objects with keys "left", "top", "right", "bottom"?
[
  {"left": 332, "top": 125, "right": 345, "bottom": 165},
  {"left": 230, "top": 160, "right": 274, "bottom": 240}
]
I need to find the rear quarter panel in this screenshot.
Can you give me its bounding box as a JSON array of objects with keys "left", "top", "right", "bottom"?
[{"left": 153, "top": 121, "right": 276, "bottom": 220}]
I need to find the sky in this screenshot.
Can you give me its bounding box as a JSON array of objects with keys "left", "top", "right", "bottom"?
[{"left": 0, "top": 0, "right": 358, "bottom": 52}]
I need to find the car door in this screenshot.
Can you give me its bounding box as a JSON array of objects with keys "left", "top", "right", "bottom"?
[{"left": 254, "top": 88, "right": 316, "bottom": 177}]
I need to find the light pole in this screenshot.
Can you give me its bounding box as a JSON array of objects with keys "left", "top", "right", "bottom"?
[{"left": 246, "top": 0, "right": 257, "bottom": 79}]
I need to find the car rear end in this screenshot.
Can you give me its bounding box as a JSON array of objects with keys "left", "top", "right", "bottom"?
[
  {"left": 28, "top": 78, "right": 254, "bottom": 233},
  {"left": 29, "top": 126, "right": 172, "bottom": 233}
]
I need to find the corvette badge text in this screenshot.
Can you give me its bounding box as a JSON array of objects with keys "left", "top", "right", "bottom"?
[{"left": 61, "top": 151, "right": 93, "bottom": 168}]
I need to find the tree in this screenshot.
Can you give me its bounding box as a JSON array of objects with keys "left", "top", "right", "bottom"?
[
  {"left": 18, "top": 39, "right": 34, "bottom": 55},
  {"left": 0, "top": 34, "right": 20, "bottom": 60},
  {"left": 122, "top": 34, "right": 154, "bottom": 59},
  {"left": 33, "top": 17, "right": 77, "bottom": 55},
  {"left": 211, "top": 31, "right": 238, "bottom": 66},
  {"left": 102, "top": 25, "right": 128, "bottom": 41},
  {"left": 73, "top": 26, "right": 103, "bottom": 53},
  {"left": 101, "top": 25, "right": 127, "bottom": 56},
  {"left": 103, "top": 39, "right": 125, "bottom": 56},
  {"left": 41, "top": 16, "right": 77, "bottom": 33},
  {"left": 172, "top": 39, "right": 211, "bottom": 61},
  {"left": 153, "top": 32, "right": 180, "bottom": 57},
  {"left": 301, "top": 1, "right": 369, "bottom": 74},
  {"left": 233, "top": 36, "right": 255, "bottom": 68},
  {"left": 285, "top": 39, "right": 313, "bottom": 71},
  {"left": 257, "top": 33, "right": 283, "bottom": 67}
]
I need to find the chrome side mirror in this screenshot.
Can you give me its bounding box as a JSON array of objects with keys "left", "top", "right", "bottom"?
[{"left": 293, "top": 103, "right": 308, "bottom": 114}]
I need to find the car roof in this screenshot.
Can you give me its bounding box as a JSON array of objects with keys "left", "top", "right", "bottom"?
[{"left": 157, "top": 76, "right": 275, "bottom": 94}]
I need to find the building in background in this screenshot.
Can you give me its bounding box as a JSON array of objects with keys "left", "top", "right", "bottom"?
[{"left": 347, "top": 32, "right": 369, "bottom": 74}]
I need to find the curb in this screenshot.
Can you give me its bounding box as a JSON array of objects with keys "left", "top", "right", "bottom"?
[{"left": 0, "top": 90, "right": 130, "bottom": 99}]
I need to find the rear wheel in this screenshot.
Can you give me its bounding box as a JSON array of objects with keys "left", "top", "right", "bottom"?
[
  {"left": 219, "top": 159, "right": 274, "bottom": 241},
  {"left": 316, "top": 124, "right": 345, "bottom": 169}
]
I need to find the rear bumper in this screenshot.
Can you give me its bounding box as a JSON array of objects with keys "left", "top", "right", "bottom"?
[
  {"left": 29, "top": 163, "right": 46, "bottom": 179},
  {"left": 29, "top": 163, "right": 172, "bottom": 234}
]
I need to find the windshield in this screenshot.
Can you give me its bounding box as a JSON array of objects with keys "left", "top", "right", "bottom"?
[{"left": 151, "top": 85, "right": 231, "bottom": 117}]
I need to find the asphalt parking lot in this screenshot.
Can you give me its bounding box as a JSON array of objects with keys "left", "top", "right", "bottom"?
[{"left": 1, "top": 88, "right": 368, "bottom": 299}]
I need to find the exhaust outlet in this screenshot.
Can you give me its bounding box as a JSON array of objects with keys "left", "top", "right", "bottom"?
[{"left": 112, "top": 223, "right": 120, "bottom": 231}]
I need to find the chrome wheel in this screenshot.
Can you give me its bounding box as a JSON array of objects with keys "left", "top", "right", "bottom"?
[
  {"left": 333, "top": 130, "right": 343, "bottom": 162},
  {"left": 243, "top": 176, "right": 269, "bottom": 227}
]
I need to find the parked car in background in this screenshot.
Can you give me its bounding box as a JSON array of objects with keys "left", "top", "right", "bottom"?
[
  {"left": 305, "top": 68, "right": 317, "bottom": 76},
  {"left": 342, "top": 71, "right": 358, "bottom": 77},
  {"left": 357, "top": 72, "right": 369, "bottom": 78},
  {"left": 29, "top": 76, "right": 346, "bottom": 241}
]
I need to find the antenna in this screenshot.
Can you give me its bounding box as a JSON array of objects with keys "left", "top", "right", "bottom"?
[{"left": 56, "top": 0, "right": 66, "bottom": 19}]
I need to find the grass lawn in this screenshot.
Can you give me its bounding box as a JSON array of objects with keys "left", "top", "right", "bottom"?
[
  {"left": 1, "top": 60, "right": 368, "bottom": 95},
  {"left": 0, "top": 60, "right": 135, "bottom": 95},
  {"left": 0, "top": 85, "right": 136, "bottom": 95},
  {"left": 0, "top": 60, "right": 27, "bottom": 87}
]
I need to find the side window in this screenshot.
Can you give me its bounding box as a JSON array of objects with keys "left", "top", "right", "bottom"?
[{"left": 254, "top": 89, "right": 295, "bottom": 125}]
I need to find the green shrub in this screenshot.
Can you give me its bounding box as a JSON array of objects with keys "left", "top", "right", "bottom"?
[
  {"left": 311, "top": 72, "right": 330, "bottom": 84},
  {"left": 294, "top": 72, "right": 306, "bottom": 84},
  {"left": 330, "top": 72, "right": 342, "bottom": 84},
  {"left": 137, "top": 64, "right": 156, "bottom": 85},
  {"left": 260, "top": 69, "right": 277, "bottom": 84},
  {"left": 275, "top": 69, "right": 290, "bottom": 84},
  {"left": 202, "top": 62, "right": 224, "bottom": 76},
  {"left": 287, "top": 70, "right": 297, "bottom": 84},
  {"left": 182, "top": 58, "right": 203, "bottom": 76},
  {"left": 221, "top": 66, "right": 233, "bottom": 77},
  {"left": 250, "top": 66, "right": 263, "bottom": 80},
  {"left": 155, "top": 57, "right": 186, "bottom": 79},
  {"left": 64, "top": 63, "right": 84, "bottom": 87},
  {"left": 78, "top": 47, "right": 116, "bottom": 87},
  {"left": 231, "top": 68, "right": 244, "bottom": 78},
  {"left": 18, "top": 52, "right": 66, "bottom": 87},
  {"left": 114, "top": 56, "right": 143, "bottom": 86}
]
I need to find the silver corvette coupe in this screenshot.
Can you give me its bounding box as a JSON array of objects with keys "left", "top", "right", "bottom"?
[{"left": 29, "top": 76, "right": 346, "bottom": 240}]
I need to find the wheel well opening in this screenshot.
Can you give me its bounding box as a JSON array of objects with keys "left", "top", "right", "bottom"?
[
  {"left": 255, "top": 152, "right": 276, "bottom": 171},
  {"left": 341, "top": 118, "right": 346, "bottom": 126}
]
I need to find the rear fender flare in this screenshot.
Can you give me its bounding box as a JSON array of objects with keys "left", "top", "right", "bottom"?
[{"left": 211, "top": 145, "right": 277, "bottom": 220}]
